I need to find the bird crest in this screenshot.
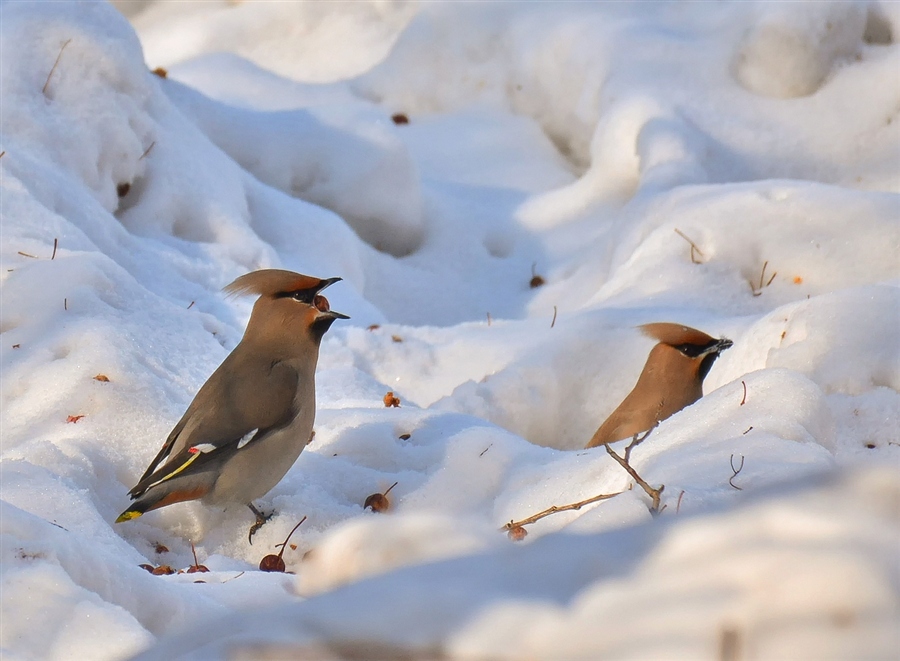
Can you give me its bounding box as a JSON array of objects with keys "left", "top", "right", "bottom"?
[
  {"left": 639, "top": 322, "right": 717, "bottom": 347},
  {"left": 223, "top": 269, "right": 325, "bottom": 298}
]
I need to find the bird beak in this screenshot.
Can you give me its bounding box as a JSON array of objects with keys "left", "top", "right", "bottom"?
[
  {"left": 316, "top": 277, "right": 343, "bottom": 293},
  {"left": 314, "top": 278, "right": 350, "bottom": 320},
  {"left": 700, "top": 337, "right": 733, "bottom": 356}
]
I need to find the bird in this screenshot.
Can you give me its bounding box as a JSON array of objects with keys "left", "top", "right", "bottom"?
[
  {"left": 116, "top": 269, "right": 349, "bottom": 542},
  {"left": 585, "top": 323, "right": 732, "bottom": 449}
]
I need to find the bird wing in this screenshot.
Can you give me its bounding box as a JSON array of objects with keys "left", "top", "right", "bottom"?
[{"left": 128, "top": 356, "right": 299, "bottom": 499}]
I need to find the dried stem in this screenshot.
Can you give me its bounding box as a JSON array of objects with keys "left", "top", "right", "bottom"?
[
  {"left": 383, "top": 481, "right": 398, "bottom": 497},
  {"left": 674, "top": 228, "right": 704, "bottom": 264},
  {"left": 729, "top": 454, "right": 744, "bottom": 490},
  {"left": 502, "top": 489, "right": 624, "bottom": 531},
  {"left": 51, "top": 238, "right": 58, "bottom": 260},
  {"left": 675, "top": 490, "right": 685, "bottom": 513},
  {"left": 603, "top": 427, "right": 664, "bottom": 515},
  {"left": 551, "top": 305, "right": 557, "bottom": 328},
  {"left": 486, "top": 312, "right": 492, "bottom": 326},
  {"left": 274, "top": 516, "right": 307, "bottom": 552},
  {"left": 751, "top": 261, "right": 777, "bottom": 296},
  {"left": 43, "top": 39, "right": 73, "bottom": 95},
  {"left": 139, "top": 141, "right": 156, "bottom": 160},
  {"left": 740, "top": 380, "right": 747, "bottom": 406}
]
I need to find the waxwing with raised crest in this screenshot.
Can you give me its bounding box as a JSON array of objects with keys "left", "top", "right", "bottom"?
[
  {"left": 585, "top": 323, "right": 732, "bottom": 449},
  {"left": 117, "top": 269, "right": 349, "bottom": 542}
]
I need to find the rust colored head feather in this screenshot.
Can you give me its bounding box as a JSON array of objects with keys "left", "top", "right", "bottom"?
[
  {"left": 224, "top": 269, "right": 327, "bottom": 298},
  {"left": 640, "top": 322, "right": 717, "bottom": 348}
]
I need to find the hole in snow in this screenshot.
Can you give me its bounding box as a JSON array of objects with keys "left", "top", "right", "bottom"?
[
  {"left": 172, "top": 215, "right": 216, "bottom": 243},
  {"left": 52, "top": 345, "right": 71, "bottom": 360},
  {"left": 483, "top": 231, "right": 513, "bottom": 258},
  {"left": 0, "top": 318, "right": 19, "bottom": 334},
  {"left": 864, "top": 8, "right": 893, "bottom": 45}
]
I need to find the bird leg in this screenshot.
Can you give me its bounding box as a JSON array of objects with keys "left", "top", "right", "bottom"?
[{"left": 247, "top": 503, "right": 274, "bottom": 544}]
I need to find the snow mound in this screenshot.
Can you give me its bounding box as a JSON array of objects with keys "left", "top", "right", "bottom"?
[
  {"left": 132, "top": 466, "right": 900, "bottom": 661},
  {"left": 1, "top": 2, "right": 898, "bottom": 659}
]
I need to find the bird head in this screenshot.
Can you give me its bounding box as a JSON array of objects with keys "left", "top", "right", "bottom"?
[
  {"left": 640, "top": 322, "right": 733, "bottom": 382},
  {"left": 224, "top": 269, "right": 350, "bottom": 353}
]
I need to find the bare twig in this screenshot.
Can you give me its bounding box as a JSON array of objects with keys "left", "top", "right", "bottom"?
[
  {"left": 0, "top": 151, "right": 6, "bottom": 159},
  {"left": 740, "top": 380, "right": 747, "bottom": 406},
  {"left": 751, "top": 261, "right": 777, "bottom": 296},
  {"left": 139, "top": 141, "right": 156, "bottom": 160},
  {"left": 501, "top": 489, "right": 625, "bottom": 531},
  {"left": 43, "top": 39, "right": 73, "bottom": 95},
  {"left": 604, "top": 427, "right": 664, "bottom": 515},
  {"left": 675, "top": 490, "right": 685, "bottom": 513},
  {"left": 729, "top": 454, "right": 744, "bottom": 490},
  {"left": 64, "top": 298, "right": 68, "bottom": 311},
  {"left": 551, "top": 305, "right": 558, "bottom": 328},
  {"left": 274, "top": 516, "right": 307, "bottom": 550},
  {"left": 51, "top": 238, "right": 58, "bottom": 260},
  {"left": 221, "top": 571, "right": 245, "bottom": 583},
  {"left": 742, "top": 426, "right": 753, "bottom": 435},
  {"left": 186, "top": 301, "right": 195, "bottom": 310},
  {"left": 479, "top": 444, "right": 492, "bottom": 457},
  {"left": 17, "top": 251, "right": 37, "bottom": 259},
  {"left": 622, "top": 426, "right": 654, "bottom": 464},
  {"left": 674, "top": 228, "right": 704, "bottom": 264}
]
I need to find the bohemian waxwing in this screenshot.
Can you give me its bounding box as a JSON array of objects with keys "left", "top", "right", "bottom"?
[
  {"left": 585, "top": 323, "right": 732, "bottom": 449},
  {"left": 116, "top": 269, "right": 349, "bottom": 542}
]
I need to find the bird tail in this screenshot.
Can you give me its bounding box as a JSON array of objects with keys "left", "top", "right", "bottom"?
[{"left": 115, "top": 481, "right": 211, "bottom": 523}]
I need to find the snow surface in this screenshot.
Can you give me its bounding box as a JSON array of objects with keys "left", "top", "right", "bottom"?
[{"left": 1, "top": 1, "right": 898, "bottom": 659}]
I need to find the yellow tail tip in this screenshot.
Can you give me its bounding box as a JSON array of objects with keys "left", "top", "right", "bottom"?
[{"left": 116, "top": 511, "right": 141, "bottom": 523}]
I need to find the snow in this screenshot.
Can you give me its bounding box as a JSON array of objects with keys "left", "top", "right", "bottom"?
[{"left": 1, "top": 1, "right": 898, "bottom": 660}]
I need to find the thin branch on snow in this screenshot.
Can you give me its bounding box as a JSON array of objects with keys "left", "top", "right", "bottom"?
[
  {"left": 750, "top": 261, "right": 777, "bottom": 296},
  {"left": 729, "top": 454, "right": 744, "bottom": 490},
  {"left": 674, "top": 228, "right": 704, "bottom": 264},
  {"left": 501, "top": 489, "right": 626, "bottom": 531},
  {"left": 139, "top": 141, "right": 156, "bottom": 160},
  {"left": 42, "top": 39, "right": 73, "bottom": 96},
  {"left": 603, "top": 426, "right": 665, "bottom": 515}
]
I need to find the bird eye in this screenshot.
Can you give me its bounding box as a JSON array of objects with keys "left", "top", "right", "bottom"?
[{"left": 313, "top": 294, "right": 330, "bottom": 312}]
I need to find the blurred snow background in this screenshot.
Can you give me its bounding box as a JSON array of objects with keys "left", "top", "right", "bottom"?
[{"left": 1, "top": 1, "right": 898, "bottom": 659}]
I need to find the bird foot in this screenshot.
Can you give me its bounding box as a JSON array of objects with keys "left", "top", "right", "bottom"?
[{"left": 247, "top": 503, "right": 274, "bottom": 544}]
